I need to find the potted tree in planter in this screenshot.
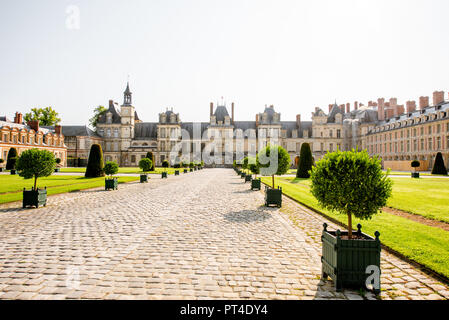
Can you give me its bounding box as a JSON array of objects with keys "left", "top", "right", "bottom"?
[
  {"left": 249, "top": 157, "right": 261, "bottom": 190},
  {"left": 54, "top": 158, "right": 61, "bottom": 172},
  {"left": 161, "top": 160, "right": 169, "bottom": 178},
  {"left": 6, "top": 148, "right": 18, "bottom": 175},
  {"left": 16, "top": 149, "right": 55, "bottom": 208},
  {"left": 139, "top": 158, "right": 152, "bottom": 183},
  {"left": 411, "top": 160, "right": 420, "bottom": 178},
  {"left": 258, "top": 145, "right": 290, "bottom": 207},
  {"left": 173, "top": 162, "right": 180, "bottom": 175},
  {"left": 104, "top": 161, "right": 119, "bottom": 190},
  {"left": 182, "top": 162, "right": 188, "bottom": 174},
  {"left": 310, "top": 149, "right": 392, "bottom": 293},
  {"left": 189, "top": 162, "right": 194, "bottom": 172},
  {"left": 0, "top": 159, "right": 4, "bottom": 172},
  {"left": 242, "top": 157, "right": 252, "bottom": 182}
]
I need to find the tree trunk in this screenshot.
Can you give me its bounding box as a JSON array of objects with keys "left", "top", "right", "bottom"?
[
  {"left": 347, "top": 213, "right": 353, "bottom": 239},
  {"left": 272, "top": 175, "right": 275, "bottom": 189},
  {"left": 34, "top": 176, "right": 38, "bottom": 190}
]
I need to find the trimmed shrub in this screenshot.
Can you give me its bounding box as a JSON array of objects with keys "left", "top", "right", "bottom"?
[
  {"left": 310, "top": 150, "right": 392, "bottom": 239},
  {"left": 248, "top": 157, "right": 259, "bottom": 177},
  {"left": 146, "top": 152, "right": 155, "bottom": 171},
  {"left": 162, "top": 160, "right": 170, "bottom": 168},
  {"left": 104, "top": 161, "right": 119, "bottom": 178},
  {"left": 257, "top": 145, "right": 291, "bottom": 188},
  {"left": 297, "top": 143, "right": 313, "bottom": 178},
  {"left": 431, "top": 152, "right": 448, "bottom": 175},
  {"left": 411, "top": 160, "right": 420, "bottom": 168},
  {"left": 16, "top": 149, "right": 56, "bottom": 190},
  {"left": 6, "top": 148, "right": 18, "bottom": 170},
  {"left": 85, "top": 144, "right": 105, "bottom": 177},
  {"left": 242, "top": 157, "right": 249, "bottom": 170},
  {"left": 189, "top": 162, "right": 194, "bottom": 168},
  {"left": 139, "top": 158, "right": 153, "bottom": 173},
  {"left": 0, "top": 158, "right": 4, "bottom": 165}
]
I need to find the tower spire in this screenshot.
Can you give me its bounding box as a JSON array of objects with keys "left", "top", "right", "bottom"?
[{"left": 123, "top": 81, "right": 132, "bottom": 105}]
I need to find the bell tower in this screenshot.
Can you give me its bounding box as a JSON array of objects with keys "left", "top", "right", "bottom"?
[{"left": 120, "top": 82, "right": 135, "bottom": 150}]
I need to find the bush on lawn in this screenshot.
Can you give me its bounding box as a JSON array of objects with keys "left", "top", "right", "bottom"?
[
  {"left": 310, "top": 149, "right": 392, "bottom": 239},
  {"left": 297, "top": 143, "right": 313, "bottom": 178},
  {"left": 431, "top": 152, "right": 448, "bottom": 175},
  {"left": 6, "top": 148, "right": 18, "bottom": 170},
  {"left": 104, "top": 161, "right": 119, "bottom": 178},
  {"left": 411, "top": 160, "right": 420, "bottom": 173},
  {"left": 85, "top": 144, "right": 105, "bottom": 178},
  {"left": 257, "top": 145, "right": 291, "bottom": 188},
  {"left": 139, "top": 158, "right": 153, "bottom": 173},
  {"left": 16, "top": 149, "right": 55, "bottom": 190}
]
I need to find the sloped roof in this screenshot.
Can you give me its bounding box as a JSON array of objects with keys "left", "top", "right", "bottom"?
[
  {"left": 134, "top": 122, "right": 158, "bottom": 139},
  {"left": 97, "top": 101, "right": 121, "bottom": 124},
  {"left": 59, "top": 125, "right": 99, "bottom": 137},
  {"left": 327, "top": 104, "right": 344, "bottom": 123},
  {"left": 214, "top": 106, "right": 230, "bottom": 122}
]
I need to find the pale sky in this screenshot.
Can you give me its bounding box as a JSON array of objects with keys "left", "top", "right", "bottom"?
[{"left": 1, "top": 0, "right": 448, "bottom": 125}]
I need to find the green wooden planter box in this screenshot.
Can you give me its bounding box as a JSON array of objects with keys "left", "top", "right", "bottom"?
[
  {"left": 321, "top": 223, "right": 381, "bottom": 293},
  {"left": 264, "top": 186, "right": 282, "bottom": 207},
  {"left": 23, "top": 187, "right": 47, "bottom": 208},
  {"left": 0, "top": 168, "right": 3, "bottom": 172},
  {"left": 251, "top": 178, "right": 261, "bottom": 190},
  {"left": 175, "top": 170, "right": 179, "bottom": 176},
  {"left": 54, "top": 168, "right": 60, "bottom": 172},
  {"left": 10, "top": 169, "right": 16, "bottom": 175},
  {"left": 105, "top": 178, "right": 118, "bottom": 190},
  {"left": 411, "top": 172, "right": 420, "bottom": 178},
  {"left": 161, "top": 172, "right": 168, "bottom": 179},
  {"left": 140, "top": 174, "right": 148, "bottom": 183},
  {"left": 245, "top": 175, "right": 252, "bottom": 183},
  {"left": 240, "top": 172, "right": 246, "bottom": 179},
  {"left": 190, "top": 168, "right": 193, "bottom": 172},
  {"left": 184, "top": 169, "right": 188, "bottom": 174}
]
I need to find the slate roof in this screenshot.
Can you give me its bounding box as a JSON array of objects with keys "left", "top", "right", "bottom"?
[
  {"left": 97, "top": 101, "right": 122, "bottom": 124},
  {"left": 134, "top": 122, "right": 158, "bottom": 139},
  {"left": 60, "top": 126, "right": 99, "bottom": 137},
  {"left": 214, "top": 106, "right": 230, "bottom": 122}
]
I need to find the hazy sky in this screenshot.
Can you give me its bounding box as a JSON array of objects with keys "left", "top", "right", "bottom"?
[{"left": 1, "top": 0, "right": 448, "bottom": 125}]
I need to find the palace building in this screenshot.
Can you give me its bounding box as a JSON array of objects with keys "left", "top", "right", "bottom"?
[{"left": 61, "top": 83, "right": 449, "bottom": 170}]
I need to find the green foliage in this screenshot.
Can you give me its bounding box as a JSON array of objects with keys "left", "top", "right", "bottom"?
[
  {"left": 55, "top": 158, "right": 61, "bottom": 164},
  {"left": 182, "top": 162, "right": 189, "bottom": 168},
  {"left": 139, "top": 158, "right": 153, "bottom": 173},
  {"left": 24, "top": 107, "right": 61, "bottom": 126},
  {"left": 162, "top": 160, "right": 170, "bottom": 168},
  {"left": 145, "top": 152, "right": 155, "bottom": 171},
  {"left": 242, "top": 157, "right": 249, "bottom": 170},
  {"left": 104, "top": 161, "right": 119, "bottom": 177},
  {"left": 16, "top": 149, "right": 55, "bottom": 189},
  {"left": 310, "top": 149, "right": 392, "bottom": 222},
  {"left": 85, "top": 144, "right": 105, "bottom": 178},
  {"left": 0, "top": 159, "right": 4, "bottom": 164},
  {"left": 297, "top": 143, "right": 313, "bottom": 178},
  {"left": 89, "top": 105, "right": 107, "bottom": 129},
  {"left": 201, "top": 160, "right": 204, "bottom": 167},
  {"left": 248, "top": 157, "right": 259, "bottom": 175},
  {"left": 189, "top": 162, "right": 194, "bottom": 168},
  {"left": 6, "top": 148, "right": 18, "bottom": 170},
  {"left": 431, "top": 152, "right": 447, "bottom": 175},
  {"left": 257, "top": 145, "right": 291, "bottom": 177},
  {"left": 411, "top": 160, "right": 420, "bottom": 168}
]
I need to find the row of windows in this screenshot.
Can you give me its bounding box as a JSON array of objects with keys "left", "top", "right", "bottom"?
[
  {"left": 369, "top": 123, "right": 449, "bottom": 143},
  {"left": 0, "top": 132, "right": 63, "bottom": 147},
  {"left": 368, "top": 136, "right": 449, "bottom": 154}
]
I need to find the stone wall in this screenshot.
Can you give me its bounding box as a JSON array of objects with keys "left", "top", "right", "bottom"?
[{"left": 383, "top": 160, "right": 430, "bottom": 171}]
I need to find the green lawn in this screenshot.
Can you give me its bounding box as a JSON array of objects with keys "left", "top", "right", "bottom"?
[
  {"left": 61, "top": 167, "right": 180, "bottom": 175},
  {"left": 260, "top": 176, "right": 449, "bottom": 279},
  {"left": 0, "top": 175, "right": 139, "bottom": 204}
]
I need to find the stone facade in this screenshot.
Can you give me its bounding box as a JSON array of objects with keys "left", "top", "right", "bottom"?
[
  {"left": 66, "top": 84, "right": 449, "bottom": 170},
  {"left": 0, "top": 112, "right": 67, "bottom": 166}
]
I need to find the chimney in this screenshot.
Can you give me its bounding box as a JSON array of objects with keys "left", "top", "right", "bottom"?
[
  {"left": 433, "top": 91, "right": 444, "bottom": 106},
  {"left": 406, "top": 101, "right": 416, "bottom": 113},
  {"left": 255, "top": 114, "right": 259, "bottom": 127},
  {"left": 395, "top": 105, "right": 405, "bottom": 117},
  {"left": 419, "top": 96, "right": 429, "bottom": 109},
  {"left": 346, "top": 103, "right": 350, "bottom": 113},
  {"left": 385, "top": 109, "right": 395, "bottom": 119},
  {"left": 231, "top": 102, "right": 235, "bottom": 124},
  {"left": 27, "top": 120, "right": 39, "bottom": 132},
  {"left": 14, "top": 112, "right": 23, "bottom": 124},
  {"left": 377, "top": 98, "right": 385, "bottom": 121},
  {"left": 54, "top": 125, "right": 62, "bottom": 135},
  {"left": 296, "top": 114, "right": 301, "bottom": 128},
  {"left": 210, "top": 102, "right": 214, "bottom": 116},
  {"left": 354, "top": 101, "right": 359, "bottom": 110},
  {"left": 389, "top": 98, "right": 397, "bottom": 107}
]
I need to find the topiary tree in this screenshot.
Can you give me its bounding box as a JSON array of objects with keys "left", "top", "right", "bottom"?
[
  {"left": 297, "top": 143, "right": 313, "bottom": 178},
  {"left": 146, "top": 152, "right": 155, "bottom": 171},
  {"left": 162, "top": 160, "right": 169, "bottom": 172},
  {"left": 55, "top": 158, "right": 61, "bottom": 167},
  {"left": 411, "top": 160, "right": 420, "bottom": 173},
  {"left": 248, "top": 157, "right": 259, "bottom": 178},
  {"left": 16, "top": 149, "right": 56, "bottom": 190},
  {"left": 310, "top": 149, "right": 392, "bottom": 239},
  {"left": 242, "top": 157, "right": 249, "bottom": 172},
  {"left": 200, "top": 160, "right": 204, "bottom": 167},
  {"left": 0, "top": 158, "right": 4, "bottom": 167},
  {"left": 182, "top": 162, "right": 189, "bottom": 168},
  {"left": 257, "top": 145, "right": 291, "bottom": 188},
  {"left": 189, "top": 162, "right": 194, "bottom": 168},
  {"left": 431, "top": 152, "right": 448, "bottom": 175},
  {"left": 85, "top": 144, "right": 105, "bottom": 178},
  {"left": 6, "top": 148, "right": 18, "bottom": 170},
  {"left": 104, "top": 161, "right": 119, "bottom": 178},
  {"left": 139, "top": 158, "right": 153, "bottom": 173}
]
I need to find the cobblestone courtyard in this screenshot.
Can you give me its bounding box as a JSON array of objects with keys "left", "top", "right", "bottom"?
[{"left": 0, "top": 169, "right": 448, "bottom": 300}]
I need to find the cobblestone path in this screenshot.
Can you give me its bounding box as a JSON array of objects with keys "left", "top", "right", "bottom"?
[{"left": 0, "top": 169, "right": 447, "bottom": 300}]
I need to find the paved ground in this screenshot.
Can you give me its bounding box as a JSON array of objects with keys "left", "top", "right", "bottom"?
[{"left": 0, "top": 169, "right": 448, "bottom": 300}]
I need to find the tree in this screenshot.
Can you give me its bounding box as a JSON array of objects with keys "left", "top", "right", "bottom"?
[
  {"left": 162, "top": 160, "right": 170, "bottom": 172},
  {"left": 85, "top": 144, "right": 105, "bottom": 177},
  {"left": 104, "top": 161, "right": 119, "bottom": 178},
  {"left": 310, "top": 149, "right": 392, "bottom": 239},
  {"left": 24, "top": 107, "right": 61, "bottom": 126},
  {"left": 297, "top": 143, "right": 313, "bottom": 178},
  {"left": 6, "top": 148, "right": 18, "bottom": 170},
  {"left": 139, "top": 158, "right": 153, "bottom": 173},
  {"left": 431, "top": 152, "right": 448, "bottom": 175},
  {"left": 89, "top": 105, "right": 107, "bottom": 129},
  {"left": 248, "top": 157, "right": 259, "bottom": 178},
  {"left": 257, "top": 145, "right": 291, "bottom": 188},
  {"left": 16, "top": 149, "right": 55, "bottom": 190},
  {"left": 242, "top": 157, "right": 249, "bottom": 171},
  {"left": 146, "top": 152, "right": 155, "bottom": 171},
  {"left": 411, "top": 160, "right": 420, "bottom": 173}
]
